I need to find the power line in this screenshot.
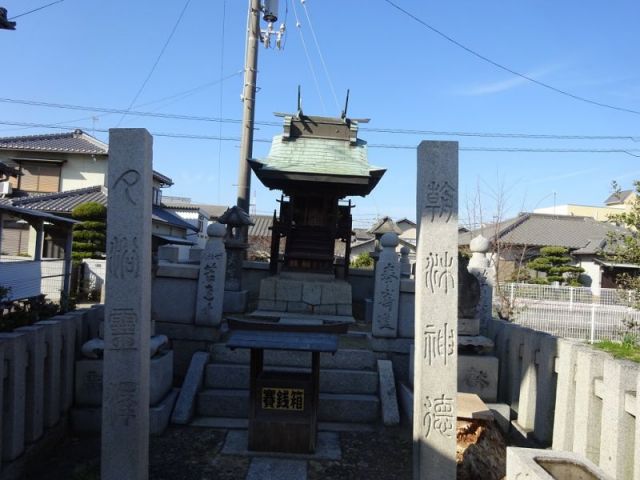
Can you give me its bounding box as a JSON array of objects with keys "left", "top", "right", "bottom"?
[
  {"left": 9, "top": 0, "right": 64, "bottom": 20},
  {"left": 301, "top": 0, "right": 340, "bottom": 112},
  {"left": 291, "top": 0, "right": 326, "bottom": 114},
  {"left": 116, "top": 0, "right": 193, "bottom": 126},
  {"left": 382, "top": 0, "right": 640, "bottom": 117},
  {"left": 2, "top": 120, "right": 640, "bottom": 156},
  {"left": 3, "top": 95, "right": 640, "bottom": 142}
]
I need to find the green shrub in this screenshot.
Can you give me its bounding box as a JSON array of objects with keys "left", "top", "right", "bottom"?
[
  {"left": 351, "top": 252, "right": 374, "bottom": 269},
  {"left": 72, "top": 202, "right": 106, "bottom": 220}
]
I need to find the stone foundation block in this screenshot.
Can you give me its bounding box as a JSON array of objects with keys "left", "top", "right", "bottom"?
[
  {"left": 223, "top": 290, "right": 248, "bottom": 313},
  {"left": 506, "top": 447, "right": 614, "bottom": 480},
  {"left": 458, "top": 355, "right": 498, "bottom": 402}
]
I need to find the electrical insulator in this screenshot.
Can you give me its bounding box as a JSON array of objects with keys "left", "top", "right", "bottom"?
[{"left": 263, "top": 0, "right": 279, "bottom": 23}]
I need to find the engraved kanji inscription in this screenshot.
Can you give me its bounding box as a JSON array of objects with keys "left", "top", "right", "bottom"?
[
  {"left": 424, "top": 251, "right": 455, "bottom": 294},
  {"left": 374, "top": 262, "right": 399, "bottom": 330},
  {"left": 108, "top": 308, "right": 137, "bottom": 350},
  {"left": 108, "top": 236, "right": 140, "bottom": 279},
  {"left": 113, "top": 169, "right": 141, "bottom": 205},
  {"left": 423, "top": 322, "right": 455, "bottom": 366},
  {"left": 422, "top": 394, "right": 455, "bottom": 438},
  {"left": 424, "top": 180, "right": 455, "bottom": 223},
  {"left": 111, "top": 381, "right": 138, "bottom": 426}
]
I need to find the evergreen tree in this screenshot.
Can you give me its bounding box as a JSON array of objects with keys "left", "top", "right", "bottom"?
[
  {"left": 527, "top": 246, "right": 584, "bottom": 286},
  {"left": 71, "top": 202, "right": 106, "bottom": 263}
]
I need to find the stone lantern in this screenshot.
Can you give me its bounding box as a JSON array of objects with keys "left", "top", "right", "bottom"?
[{"left": 218, "top": 205, "right": 254, "bottom": 312}]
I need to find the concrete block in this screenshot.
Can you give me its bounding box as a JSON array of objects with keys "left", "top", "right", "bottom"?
[
  {"left": 189, "top": 247, "right": 203, "bottom": 263},
  {"left": 459, "top": 317, "right": 480, "bottom": 336},
  {"left": 517, "top": 331, "right": 544, "bottom": 432},
  {"left": 315, "top": 303, "right": 336, "bottom": 315},
  {"left": 377, "top": 360, "right": 400, "bottom": 426},
  {"left": 152, "top": 277, "right": 196, "bottom": 324},
  {"left": 599, "top": 358, "right": 639, "bottom": 480},
  {"left": 486, "top": 403, "right": 511, "bottom": 434},
  {"left": 398, "top": 382, "right": 414, "bottom": 423},
  {"left": 573, "top": 349, "right": 606, "bottom": 464},
  {"left": 0, "top": 333, "right": 27, "bottom": 461},
  {"left": 409, "top": 344, "right": 414, "bottom": 388},
  {"left": 336, "top": 304, "right": 352, "bottom": 316},
  {"left": 75, "top": 351, "right": 173, "bottom": 407},
  {"left": 369, "top": 337, "right": 413, "bottom": 353},
  {"left": 158, "top": 245, "right": 180, "bottom": 262},
  {"left": 172, "top": 351, "right": 209, "bottom": 425},
  {"left": 287, "top": 301, "right": 311, "bottom": 313},
  {"left": 65, "top": 309, "right": 90, "bottom": 352},
  {"left": 156, "top": 263, "right": 199, "bottom": 279},
  {"left": 57, "top": 315, "right": 77, "bottom": 412},
  {"left": 258, "top": 277, "right": 276, "bottom": 301},
  {"left": 150, "top": 388, "right": 178, "bottom": 435},
  {"left": 36, "top": 319, "right": 62, "bottom": 428},
  {"left": 533, "top": 333, "right": 558, "bottom": 445},
  {"left": 257, "top": 299, "right": 287, "bottom": 312},
  {"left": 507, "top": 447, "right": 614, "bottom": 480},
  {"left": 246, "top": 458, "right": 308, "bottom": 480},
  {"left": 302, "top": 282, "right": 322, "bottom": 305},
  {"left": 364, "top": 298, "right": 373, "bottom": 323},
  {"left": 457, "top": 392, "right": 493, "bottom": 421},
  {"left": 552, "top": 339, "right": 583, "bottom": 451},
  {"left": 458, "top": 355, "right": 498, "bottom": 402},
  {"left": 276, "top": 279, "right": 302, "bottom": 302},
  {"left": 14, "top": 325, "right": 46, "bottom": 444},
  {"left": 223, "top": 289, "right": 248, "bottom": 313}
]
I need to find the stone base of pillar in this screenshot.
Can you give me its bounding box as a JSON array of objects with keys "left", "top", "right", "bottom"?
[{"left": 223, "top": 290, "right": 248, "bottom": 313}]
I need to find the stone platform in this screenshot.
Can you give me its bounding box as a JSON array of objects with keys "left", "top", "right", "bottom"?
[{"left": 257, "top": 274, "right": 352, "bottom": 317}]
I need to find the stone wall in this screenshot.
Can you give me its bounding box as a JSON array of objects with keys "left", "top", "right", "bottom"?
[
  {"left": 0, "top": 306, "right": 102, "bottom": 478},
  {"left": 486, "top": 318, "right": 640, "bottom": 480}
]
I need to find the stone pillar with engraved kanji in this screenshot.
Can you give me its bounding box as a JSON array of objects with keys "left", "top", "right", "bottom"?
[
  {"left": 413, "top": 141, "right": 458, "bottom": 479},
  {"left": 101, "top": 129, "right": 152, "bottom": 480}
]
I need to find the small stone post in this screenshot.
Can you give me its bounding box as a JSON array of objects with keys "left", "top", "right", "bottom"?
[
  {"left": 413, "top": 141, "right": 458, "bottom": 479},
  {"left": 467, "top": 235, "right": 494, "bottom": 333},
  {"left": 195, "top": 223, "right": 227, "bottom": 326},
  {"left": 400, "top": 246, "right": 412, "bottom": 278},
  {"left": 372, "top": 232, "right": 401, "bottom": 338},
  {"left": 101, "top": 129, "right": 152, "bottom": 480}
]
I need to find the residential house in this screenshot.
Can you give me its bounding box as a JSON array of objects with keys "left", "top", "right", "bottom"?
[
  {"left": 534, "top": 189, "right": 637, "bottom": 221},
  {"left": 459, "top": 212, "right": 635, "bottom": 291},
  {"left": 0, "top": 130, "right": 197, "bottom": 256}
]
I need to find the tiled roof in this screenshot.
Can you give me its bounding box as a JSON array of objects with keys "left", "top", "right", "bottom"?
[
  {"left": 459, "top": 213, "right": 629, "bottom": 254},
  {"left": 12, "top": 185, "right": 107, "bottom": 212},
  {"left": 152, "top": 206, "right": 198, "bottom": 232},
  {"left": 0, "top": 129, "right": 108, "bottom": 155},
  {"left": 257, "top": 135, "right": 380, "bottom": 177},
  {"left": 368, "top": 216, "right": 402, "bottom": 235},
  {"left": 249, "top": 215, "right": 273, "bottom": 238}
]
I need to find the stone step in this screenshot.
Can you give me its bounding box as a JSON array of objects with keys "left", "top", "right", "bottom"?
[
  {"left": 210, "top": 344, "right": 377, "bottom": 371},
  {"left": 196, "top": 389, "right": 380, "bottom": 423},
  {"left": 205, "top": 364, "right": 378, "bottom": 395}
]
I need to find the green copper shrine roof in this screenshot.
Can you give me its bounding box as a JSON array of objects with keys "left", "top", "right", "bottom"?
[{"left": 257, "top": 134, "right": 375, "bottom": 177}]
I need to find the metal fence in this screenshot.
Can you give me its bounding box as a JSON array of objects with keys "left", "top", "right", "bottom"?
[
  {"left": 0, "top": 257, "right": 66, "bottom": 302},
  {"left": 494, "top": 282, "right": 640, "bottom": 342}
]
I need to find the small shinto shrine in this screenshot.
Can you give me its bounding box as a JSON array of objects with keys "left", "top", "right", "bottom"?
[{"left": 250, "top": 110, "right": 385, "bottom": 278}]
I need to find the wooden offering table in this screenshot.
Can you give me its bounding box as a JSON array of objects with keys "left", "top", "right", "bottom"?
[{"left": 226, "top": 328, "right": 339, "bottom": 454}]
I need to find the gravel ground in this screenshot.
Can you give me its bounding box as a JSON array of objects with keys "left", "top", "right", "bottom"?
[
  {"left": 24, "top": 425, "right": 412, "bottom": 480},
  {"left": 24, "top": 420, "right": 504, "bottom": 479}
]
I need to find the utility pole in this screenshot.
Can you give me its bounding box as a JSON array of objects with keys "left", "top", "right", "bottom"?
[
  {"left": 236, "top": 0, "right": 261, "bottom": 241},
  {"left": 235, "top": 0, "right": 281, "bottom": 244}
]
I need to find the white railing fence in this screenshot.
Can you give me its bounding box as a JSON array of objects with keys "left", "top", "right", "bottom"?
[
  {"left": 494, "top": 282, "right": 640, "bottom": 342},
  {"left": 0, "top": 257, "right": 66, "bottom": 302}
]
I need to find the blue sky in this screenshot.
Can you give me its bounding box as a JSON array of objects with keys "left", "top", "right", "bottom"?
[{"left": 2, "top": 0, "right": 640, "bottom": 228}]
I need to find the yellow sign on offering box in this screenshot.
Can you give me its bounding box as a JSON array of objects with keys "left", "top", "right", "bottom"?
[{"left": 261, "top": 387, "right": 305, "bottom": 411}]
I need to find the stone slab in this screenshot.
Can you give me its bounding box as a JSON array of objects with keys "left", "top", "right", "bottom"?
[
  {"left": 457, "top": 392, "right": 493, "bottom": 422},
  {"left": 156, "top": 263, "right": 199, "bottom": 279},
  {"left": 0, "top": 333, "right": 27, "bottom": 461},
  {"left": 398, "top": 382, "right": 414, "bottom": 423},
  {"left": 249, "top": 311, "right": 356, "bottom": 325},
  {"left": 155, "top": 321, "right": 222, "bottom": 342},
  {"left": 37, "top": 320, "right": 62, "bottom": 428},
  {"left": 369, "top": 336, "right": 413, "bottom": 354},
  {"left": 75, "top": 351, "right": 173, "bottom": 407},
  {"left": 246, "top": 458, "right": 307, "bottom": 480},
  {"left": 377, "top": 360, "right": 400, "bottom": 426},
  {"left": 149, "top": 388, "right": 178, "bottom": 435},
  {"left": 221, "top": 430, "right": 341, "bottom": 461},
  {"left": 172, "top": 351, "right": 210, "bottom": 425},
  {"left": 397, "top": 290, "right": 415, "bottom": 338},
  {"left": 152, "top": 277, "right": 197, "bottom": 324},
  {"left": 458, "top": 335, "right": 494, "bottom": 354},
  {"left": 458, "top": 355, "right": 498, "bottom": 402},
  {"left": 458, "top": 317, "right": 480, "bottom": 336},
  {"left": 223, "top": 290, "right": 248, "bottom": 313},
  {"left": 486, "top": 403, "right": 511, "bottom": 435},
  {"left": 157, "top": 245, "right": 180, "bottom": 263},
  {"left": 506, "top": 447, "right": 615, "bottom": 480}
]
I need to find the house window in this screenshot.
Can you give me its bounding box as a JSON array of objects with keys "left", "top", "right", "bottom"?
[{"left": 18, "top": 162, "right": 61, "bottom": 193}]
